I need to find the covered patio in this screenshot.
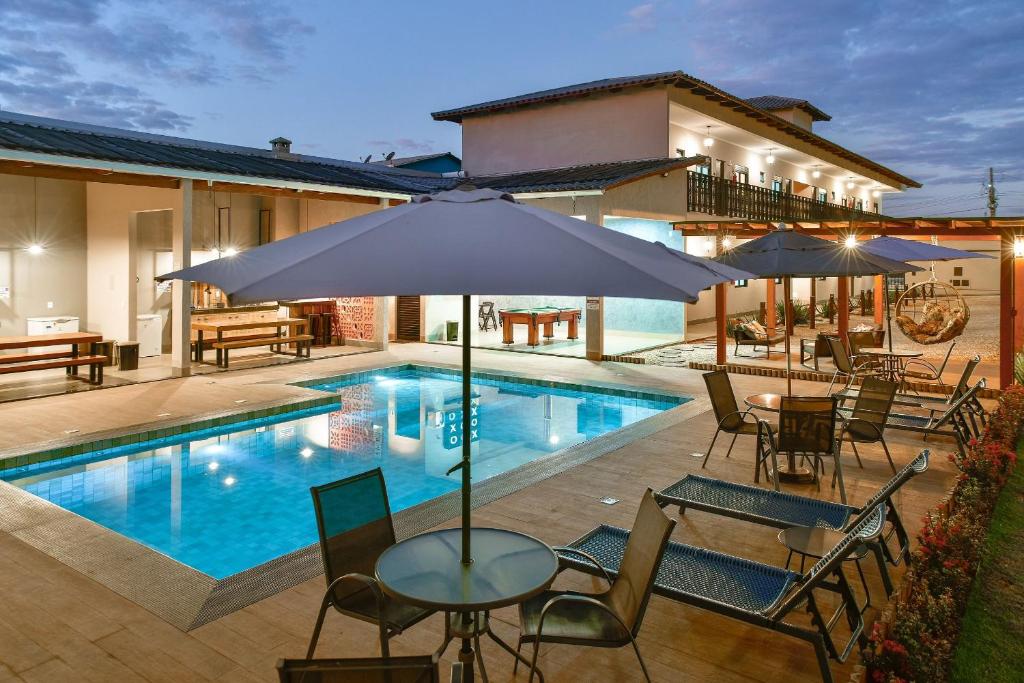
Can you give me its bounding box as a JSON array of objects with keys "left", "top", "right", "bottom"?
[{"left": 673, "top": 217, "right": 1024, "bottom": 389}]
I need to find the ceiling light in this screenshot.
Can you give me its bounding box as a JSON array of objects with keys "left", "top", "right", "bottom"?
[
  {"left": 766, "top": 148, "right": 775, "bottom": 165},
  {"left": 811, "top": 167, "right": 821, "bottom": 179},
  {"left": 871, "top": 190, "right": 881, "bottom": 198},
  {"left": 844, "top": 235, "right": 858, "bottom": 249},
  {"left": 703, "top": 126, "right": 714, "bottom": 148},
  {"left": 222, "top": 247, "right": 239, "bottom": 257},
  {"left": 846, "top": 178, "right": 855, "bottom": 189},
  {"left": 26, "top": 244, "right": 44, "bottom": 255}
]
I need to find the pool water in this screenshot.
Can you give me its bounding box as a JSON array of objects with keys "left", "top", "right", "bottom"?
[{"left": 1, "top": 367, "right": 685, "bottom": 578}]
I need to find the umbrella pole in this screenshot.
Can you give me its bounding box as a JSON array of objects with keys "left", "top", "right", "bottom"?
[
  {"left": 461, "top": 294, "right": 472, "bottom": 566},
  {"left": 784, "top": 276, "right": 793, "bottom": 396},
  {"left": 885, "top": 275, "right": 894, "bottom": 352}
]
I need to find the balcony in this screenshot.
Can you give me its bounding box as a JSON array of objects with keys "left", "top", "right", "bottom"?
[{"left": 686, "top": 171, "right": 879, "bottom": 222}]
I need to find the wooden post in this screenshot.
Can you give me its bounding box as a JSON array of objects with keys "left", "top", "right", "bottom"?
[
  {"left": 809, "top": 278, "right": 816, "bottom": 330},
  {"left": 1000, "top": 231, "right": 1015, "bottom": 388},
  {"left": 873, "top": 275, "right": 885, "bottom": 326},
  {"left": 838, "top": 275, "right": 850, "bottom": 348},
  {"left": 715, "top": 234, "right": 727, "bottom": 365},
  {"left": 765, "top": 278, "right": 777, "bottom": 333}
]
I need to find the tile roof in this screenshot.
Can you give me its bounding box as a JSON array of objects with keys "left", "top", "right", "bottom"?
[
  {"left": 469, "top": 157, "right": 702, "bottom": 193},
  {"left": 745, "top": 95, "right": 831, "bottom": 121},
  {"left": 0, "top": 111, "right": 697, "bottom": 196},
  {"left": 0, "top": 112, "right": 451, "bottom": 195},
  {"left": 431, "top": 70, "right": 919, "bottom": 189}
]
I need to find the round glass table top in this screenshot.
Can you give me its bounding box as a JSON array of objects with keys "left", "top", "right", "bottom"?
[{"left": 375, "top": 527, "right": 558, "bottom": 611}]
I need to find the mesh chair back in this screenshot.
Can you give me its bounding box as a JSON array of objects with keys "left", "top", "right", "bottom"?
[
  {"left": 849, "top": 378, "right": 898, "bottom": 440},
  {"left": 310, "top": 469, "right": 396, "bottom": 603},
  {"left": 950, "top": 355, "right": 980, "bottom": 401},
  {"left": 847, "top": 332, "right": 876, "bottom": 356},
  {"left": 777, "top": 396, "right": 837, "bottom": 455},
  {"left": 606, "top": 489, "right": 676, "bottom": 633},
  {"left": 704, "top": 370, "right": 742, "bottom": 431},
  {"left": 277, "top": 656, "right": 438, "bottom": 683},
  {"left": 825, "top": 336, "right": 853, "bottom": 375},
  {"left": 935, "top": 342, "right": 956, "bottom": 374}
]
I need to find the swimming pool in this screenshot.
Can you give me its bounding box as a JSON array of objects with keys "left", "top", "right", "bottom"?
[{"left": 1, "top": 366, "right": 686, "bottom": 579}]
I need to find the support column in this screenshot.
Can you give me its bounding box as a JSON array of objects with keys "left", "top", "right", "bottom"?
[
  {"left": 1000, "top": 231, "right": 1015, "bottom": 388},
  {"left": 375, "top": 297, "right": 390, "bottom": 352},
  {"left": 585, "top": 205, "right": 604, "bottom": 361},
  {"left": 171, "top": 179, "right": 193, "bottom": 374},
  {"left": 715, "top": 234, "right": 727, "bottom": 365},
  {"left": 873, "top": 275, "right": 885, "bottom": 326},
  {"left": 765, "top": 278, "right": 777, "bottom": 333},
  {"left": 837, "top": 274, "right": 850, "bottom": 347}
]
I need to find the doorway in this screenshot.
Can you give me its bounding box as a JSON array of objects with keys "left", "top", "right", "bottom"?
[{"left": 396, "top": 296, "right": 421, "bottom": 341}]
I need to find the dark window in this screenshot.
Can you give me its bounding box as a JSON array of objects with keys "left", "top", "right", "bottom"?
[
  {"left": 759, "top": 171, "right": 766, "bottom": 184},
  {"left": 961, "top": 280, "right": 970, "bottom": 287},
  {"left": 873, "top": 202, "right": 879, "bottom": 213},
  {"left": 734, "top": 279, "right": 748, "bottom": 288},
  {"left": 953, "top": 266, "right": 963, "bottom": 276}
]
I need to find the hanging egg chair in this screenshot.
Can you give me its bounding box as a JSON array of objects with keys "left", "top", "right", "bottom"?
[{"left": 894, "top": 281, "right": 970, "bottom": 345}]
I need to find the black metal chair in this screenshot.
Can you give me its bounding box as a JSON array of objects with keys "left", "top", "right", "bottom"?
[
  {"left": 516, "top": 489, "right": 675, "bottom": 683},
  {"left": 761, "top": 395, "right": 846, "bottom": 502},
  {"left": 307, "top": 469, "right": 449, "bottom": 659},
  {"left": 478, "top": 301, "right": 498, "bottom": 331},
  {"left": 825, "top": 335, "right": 881, "bottom": 394},
  {"left": 901, "top": 341, "right": 955, "bottom": 388},
  {"left": 836, "top": 377, "right": 899, "bottom": 475},
  {"left": 700, "top": 370, "right": 769, "bottom": 480},
  {"left": 277, "top": 655, "right": 459, "bottom": 682}
]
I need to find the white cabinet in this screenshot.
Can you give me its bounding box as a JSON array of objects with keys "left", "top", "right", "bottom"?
[
  {"left": 137, "top": 314, "right": 163, "bottom": 357},
  {"left": 26, "top": 316, "right": 80, "bottom": 353}
]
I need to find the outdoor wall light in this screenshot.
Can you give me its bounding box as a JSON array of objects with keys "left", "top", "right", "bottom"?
[
  {"left": 703, "top": 126, "right": 714, "bottom": 148},
  {"left": 721, "top": 237, "right": 733, "bottom": 249},
  {"left": 222, "top": 247, "right": 239, "bottom": 257},
  {"left": 845, "top": 235, "right": 858, "bottom": 249},
  {"left": 1014, "top": 236, "right": 1024, "bottom": 258},
  {"left": 25, "top": 244, "right": 44, "bottom": 255}
]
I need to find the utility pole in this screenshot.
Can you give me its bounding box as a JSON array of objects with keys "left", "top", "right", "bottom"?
[{"left": 988, "top": 167, "right": 998, "bottom": 217}]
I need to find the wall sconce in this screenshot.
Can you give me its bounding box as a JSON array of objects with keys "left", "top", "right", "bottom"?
[{"left": 1014, "top": 236, "right": 1024, "bottom": 258}]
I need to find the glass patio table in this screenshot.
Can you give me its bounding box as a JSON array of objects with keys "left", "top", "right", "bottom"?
[
  {"left": 858, "top": 347, "right": 923, "bottom": 389},
  {"left": 376, "top": 527, "right": 558, "bottom": 683}
]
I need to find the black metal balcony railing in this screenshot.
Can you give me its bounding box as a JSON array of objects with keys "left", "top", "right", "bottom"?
[{"left": 686, "top": 171, "right": 877, "bottom": 222}]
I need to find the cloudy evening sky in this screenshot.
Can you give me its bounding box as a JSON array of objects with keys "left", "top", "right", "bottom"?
[{"left": 2, "top": 0, "right": 1022, "bottom": 215}]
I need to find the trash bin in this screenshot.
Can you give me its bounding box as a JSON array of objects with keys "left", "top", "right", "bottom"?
[
  {"left": 118, "top": 341, "right": 140, "bottom": 371},
  {"left": 446, "top": 320, "right": 459, "bottom": 342}
]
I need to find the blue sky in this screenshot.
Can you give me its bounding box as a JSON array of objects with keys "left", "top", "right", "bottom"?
[{"left": 2, "top": 0, "right": 1022, "bottom": 215}]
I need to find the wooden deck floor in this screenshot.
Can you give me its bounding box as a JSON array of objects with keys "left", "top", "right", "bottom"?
[{"left": 0, "top": 343, "right": 962, "bottom": 682}]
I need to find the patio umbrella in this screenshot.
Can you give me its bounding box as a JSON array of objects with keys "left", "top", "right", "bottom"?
[
  {"left": 158, "top": 187, "right": 751, "bottom": 565},
  {"left": 713, "top": 224, "right": 921, "bottom": 394},
  {"left": 860, "top": 236, "right": 992, "bottom": 351}
]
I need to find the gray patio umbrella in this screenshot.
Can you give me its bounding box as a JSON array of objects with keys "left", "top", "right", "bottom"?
[
  {"left": 861, "top": 236, "right": 992, "bottom": 351},
  {"left": 713, "top": 224, "right": 921, "bottom": 394},
  {"left": 158, "top": 188, "right": 751, "bottom": 565}
]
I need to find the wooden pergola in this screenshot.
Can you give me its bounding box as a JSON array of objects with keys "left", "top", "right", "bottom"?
[{"left": 674, "top": 217, "right": 1024, "bottom": 389}]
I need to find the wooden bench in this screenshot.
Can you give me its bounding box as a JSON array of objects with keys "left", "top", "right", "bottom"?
[
  {"left": 0, "top": 355, "right": 108, "bottom": 384},
  {"left": 212, "top": 334, "right": 313, "bottom": 367}
]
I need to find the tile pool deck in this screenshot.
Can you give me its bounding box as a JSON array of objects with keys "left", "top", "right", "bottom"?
[{"left": 0, "top": 343, "right": 965, "bottom": 682}]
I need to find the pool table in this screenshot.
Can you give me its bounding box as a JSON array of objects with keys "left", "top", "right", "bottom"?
[{"left": 499, "top": 307, "right": 581, "bottom": 346}]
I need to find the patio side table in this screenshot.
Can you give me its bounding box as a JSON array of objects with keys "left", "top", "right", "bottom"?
[{"left": 376, "top": 527, "right": 558, "bottom": 683}]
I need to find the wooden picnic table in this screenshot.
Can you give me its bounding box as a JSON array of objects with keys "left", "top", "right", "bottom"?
[
  {"left": 191, "top": 318, "right": 307, "bottom": 364},
  {"left": 0, "top": 332, "right": 106, "bottom": 383}
]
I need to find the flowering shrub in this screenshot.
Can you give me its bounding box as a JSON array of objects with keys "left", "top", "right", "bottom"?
[{"left": 862, "top": 384, "right": 1024, "bottom": 682}]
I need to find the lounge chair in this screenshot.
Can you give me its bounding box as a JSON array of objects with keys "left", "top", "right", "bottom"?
[
  {"left": 276, "top": 655, "right": 459, "bottom": 682},
  {"left": 307, "top": 469, "right": 448, "bottom": 659},
  {"left": 557, "top": 504, "right": 887, "bottom": 682},
  {"left": 836, "top": 377, "right": 899, "bottom": 475},
  {"left": 516, "top": 489, "right": 675, "bottom": 683},
  {"left": 838, "top": 380, "right": 984, "bottom": 458},
  {"left": 832, "top": 353, "right": 980, "bottom": 414},
  {"left": 699, "top": 370, "right": 772, "bottom": 479},
  {"left": 654, "top": 449, "right": 930, "bottom": 596},
  {"left": 825, "top": 335, "right": 881, "bottom": 394},
  {"left": 759, "top": 395, "right": 845, "bottom": 501}
]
